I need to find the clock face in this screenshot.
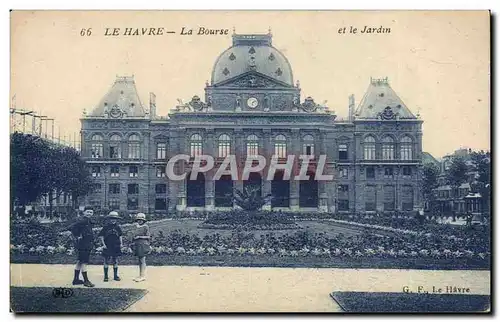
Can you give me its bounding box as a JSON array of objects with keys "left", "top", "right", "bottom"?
[{"left": 247, "top": 97, "right": 259, "bottom": 108}]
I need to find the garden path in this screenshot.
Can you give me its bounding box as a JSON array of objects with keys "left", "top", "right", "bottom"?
[{"left": 10, "top": 264, "right": 490, "bottom": 312}]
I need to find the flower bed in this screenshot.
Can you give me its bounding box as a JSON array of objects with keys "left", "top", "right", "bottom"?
[
  {"left": 10, "top": 224, "right": 490, "bottom": 264},
  {"left": 200, "top": 211, "right": 298, "bottom": 230}
]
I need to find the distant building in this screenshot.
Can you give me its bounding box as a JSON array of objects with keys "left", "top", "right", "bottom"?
[
  {"left": 80, "top": 32, "right": 424, "bottom": 214},
  {"left": 434, "top": 148, "right": 481, "bottom": 215}
]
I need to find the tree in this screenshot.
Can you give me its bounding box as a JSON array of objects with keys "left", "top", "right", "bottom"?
[
  {"left": 10, "top": 133, "right": 93, "bottom": 216},
  {"left": 445, "top": 156, "right": 468, "bottom": 220},
  {"left": 421, "top": 163, "right": 440, "bottom": 214},
  {"left": 470, "top": 150, "right": 491, "bottom": 215},
  {"left": 233, "top": 186, "right": 272, "bottom": 211}
]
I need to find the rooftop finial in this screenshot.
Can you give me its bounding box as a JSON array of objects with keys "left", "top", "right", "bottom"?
[
  {"left": 232, "top": 26, "right": 236, "bottom": 35},
  {"left": 268, "top": 27, "right": 272, "bottom": 35}
]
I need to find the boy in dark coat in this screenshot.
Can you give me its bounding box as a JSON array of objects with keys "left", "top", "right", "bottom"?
[
  {"left": 70, "top": 206, "right": 95, "bottom": 287},
  {"left": 98, "top": 211, "right": 123, "bottom": 282}
]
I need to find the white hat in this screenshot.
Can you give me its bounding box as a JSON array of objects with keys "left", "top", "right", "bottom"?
[
  {"left": 107, "top": 211, "right": 121, "bottom": 219},
  {"left": 135, "top": 213, "right": 147, "bottom": 221}
]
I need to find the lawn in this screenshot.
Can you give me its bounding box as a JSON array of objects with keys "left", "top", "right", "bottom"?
[
  {"left": 10, "top": 287, "right": 147, "bottom": 313},
  {"left": 331, "top": 292, "right": 491, "bottom": 313},
  {"left": 144, "top": 219, "right": 364, "bottom": 239}
]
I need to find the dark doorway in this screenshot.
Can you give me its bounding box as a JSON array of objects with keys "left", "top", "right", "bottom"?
[
  {"left": 271, "top": 170, "right": 290, "bottom": 207},
  {"left": 215, "top": 175, "right": 233, "bottom": 207},
  {"left": 299, "top": 171, "right": 318, "bottom": 207},
  {"left": 187, "top": 173, "right": 205, "bottom": 207}
]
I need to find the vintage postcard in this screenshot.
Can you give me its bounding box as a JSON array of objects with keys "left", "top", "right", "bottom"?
[{"left": 9, "top": 10, "right": 491, "bottom": 313}]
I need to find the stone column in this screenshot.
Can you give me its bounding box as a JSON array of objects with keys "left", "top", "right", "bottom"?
[
  {"left": 262, "top": 129, "right": 272, "bottom": 211},
  {"left": 205, "top": 129, "right": 215, "bottom": 211},
  {"left": 318, "top": 130, "right": 328, "bottom": 212},
  {"left": 290, "top": 128, "right": 300, "bottom": 212},
  {"left": 175, "top": 128, "right": 186, "bottom": 211}
]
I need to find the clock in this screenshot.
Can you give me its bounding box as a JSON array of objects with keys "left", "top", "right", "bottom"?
[{"left": 247, "top": 97, "right": 259, "bottom": 108}]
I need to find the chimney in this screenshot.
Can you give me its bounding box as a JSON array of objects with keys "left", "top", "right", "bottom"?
[
  {"left": 348, "top": 94, "right": 355, "bottom": 122},
  {"left": 149, "top": 92, "right": 156, "bottom": 119}
]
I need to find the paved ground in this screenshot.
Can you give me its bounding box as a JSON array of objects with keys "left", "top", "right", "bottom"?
[{"left": 10, "top": 264, "right": 490, "bottom": 312}]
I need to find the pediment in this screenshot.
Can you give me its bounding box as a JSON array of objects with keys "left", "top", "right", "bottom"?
[{"left": 213, "top": 71, "right": 294, "bottom": 89}]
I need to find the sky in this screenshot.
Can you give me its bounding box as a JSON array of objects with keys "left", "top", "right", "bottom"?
[{"left": 10, "top": 10, "right": 490, "bottom": 158}]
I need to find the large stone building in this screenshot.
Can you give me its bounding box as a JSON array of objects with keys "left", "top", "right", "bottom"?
[{"left": 81, "top": 32, "right": 424, "bottom": 214}]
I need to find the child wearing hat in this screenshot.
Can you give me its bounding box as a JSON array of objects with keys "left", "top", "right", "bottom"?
[
  {"left": 98, "top": 211, "right": 123, "bottom": 282},
  {"left": 131, "top": 213, "right": 151, "bottom": 282}
]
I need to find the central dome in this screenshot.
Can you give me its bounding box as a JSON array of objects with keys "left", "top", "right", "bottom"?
[{"left": 211, "top": 33, "right": 294, "bottom": 86}]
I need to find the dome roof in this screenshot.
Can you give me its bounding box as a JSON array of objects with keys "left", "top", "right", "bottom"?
[{"left": 211, "top": 33, "right": 294, "bottom": 86}]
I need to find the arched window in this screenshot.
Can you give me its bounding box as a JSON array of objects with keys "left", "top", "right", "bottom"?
[
  {"left": 246, "top": 134, "right": 259, "bottom": 157},
  {"left": 128, "top": 134, "right": 141, "bottom": 159},
  {"left": 382, "top": 136, "right": 395, "bottom": 160},
  {"left": 363, "top": 136, "right": 376, "bottom": 160},
  {"left": 400, "top": 136, "right": 413, "bottom": 160},
  {"left": 218, "top": 134, "right": 231, "bottom": 158},
  {"left": 109, "top": 134, "right": 121, "bottom": 159},
  {"left": 90, "top": 134, "right": 103, "bottom": 159},
  {"left": 190, "top": 134, "right": 203, "bottom": 157},
  {"left": 274, "top": 134, "right": 287, "bottom": 158},
  {"left": 302, "top": 134, "right": 315, "bottom": 156}
]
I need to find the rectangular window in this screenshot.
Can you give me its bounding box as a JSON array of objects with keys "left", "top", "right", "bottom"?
[
  {"left": 246, "top": 142, "right": 259, "bottom": 157},
  {"left": 110, "top": 165, "right": 120, "bottom": 177},
  {"left": 91, "top": 166, "right": 101, "bottom": 177},
  {"left": 109, "top": 145, "right": 121, "bottom": 159},
  {"left": 218, "top": 142, "right": 231, "bottom": 158},
  {"left": 303, "top": 144, "right": 314, "bottom": 156},
  {"left": 384, "top": 167, "right": 394, "bottom": 179},
  {"left": 155, "top": 184, "right": 167, "bottom": 194},
  {"left": 155, "top": 198, "right": 167, "bottom": 210},
  {"left": 128, "top": 143, "right": 141, "bottom": 159},
  {"left": 109, "top": 183, "right": 120, "bottom": 194},
  {"left": 190, "top": 142, "right": 203, "bottom": 158},
  {"left": 274, "top": 143, "right": 287, "bottom": 159},
  {"left": 339, "top": 167, "right": 348, "bottom": 179},
  {"left": 91, "top": 143, "right": 103, "bottom": 159},
  {"left": 382, "top": 145, "right": 395, "bottom": 160},
  {"left": 108, "top": 199, "right": 120, "bottom": 210},
  {"left": 338, "top": 184, "right": 349, "bottom": 192},
  {"left": 338, "top": 200, "right": 349, "bottom": 211},
  {"left": 127, "top": 197, "right": 138, "bottom": 210},
  {"left": 93, "top": 183, "right": 102, "bottom": 193},
  {"left": 401, "top": 144, "right": 413, "bottom": 160},
  {"left": 364, "top": 145, "right": 376, "bottom": 160},
  {"left": 128, "top": 183, "right": 139, "bottom": 195},
  {"left": 366, "top": 167, "right": 375, "bottom": 179},
  {"left": 156, "top": 143, "right": 167, "bottom": 159},
  {"left": 338, "top": 144, "right": 348, "bottom": 160},
  {"left": 156, "top": 166, "right": 166, "bottom": 178},
  {"left": 129, "top": 166, "right": 138, "bottom": 177},
  {"left": 402, "top": 166, "right": 412, "bottom": 177}
]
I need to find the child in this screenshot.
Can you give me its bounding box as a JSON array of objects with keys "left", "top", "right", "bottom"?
[
  {"left": 98, "top": 211, "right": 123, "bottom": 282},
  {"left": 70, "top": 206, "right": 95, "bottom": 287},
  {"left": 131, "top": 213, "right": 151, "bottom": 282}
]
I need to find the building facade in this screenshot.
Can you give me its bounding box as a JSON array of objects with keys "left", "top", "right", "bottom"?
[{"left": 81, "top": 32, "right": 424, "bottom": 214}]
